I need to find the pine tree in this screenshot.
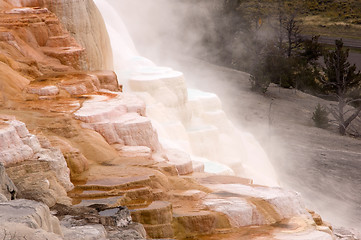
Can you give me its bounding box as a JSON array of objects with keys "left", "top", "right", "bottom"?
[{"left": 312, "top": 104, "right": 329, "bottom": 128}]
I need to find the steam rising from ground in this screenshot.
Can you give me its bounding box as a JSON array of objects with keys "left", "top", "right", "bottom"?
[
  {"left": 95, "top": 0, "right": 361, "bottom": 231},
  {"left": 98, "top": 0, "right": 361, "bottom": 231},
  {"left": 94, "top": 0, "right": 280, "bottom": 186},
  {"left": 106, "top": 0, "right": 220, "bottom": 66}
]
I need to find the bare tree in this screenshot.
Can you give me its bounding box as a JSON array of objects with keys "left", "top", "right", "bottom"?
[
  {"left": 322, "top": 39, "right": 361, "bottom": 135},
  {"left": 284, "top": 13, "right": 302, "bottom": 58}
]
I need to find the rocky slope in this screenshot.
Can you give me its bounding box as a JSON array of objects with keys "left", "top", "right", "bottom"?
[{"left": 0, "top": 1, "right": 348, "bottom": 239}]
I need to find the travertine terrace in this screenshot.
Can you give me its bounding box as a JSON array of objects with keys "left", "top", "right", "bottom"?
[{"left": 0, "top": 1, "right": 341, "bottom": 239}]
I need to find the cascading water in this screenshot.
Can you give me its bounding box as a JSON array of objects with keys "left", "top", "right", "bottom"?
[{"left": 94, "top": 0, "right": 278, "bottom": 187}]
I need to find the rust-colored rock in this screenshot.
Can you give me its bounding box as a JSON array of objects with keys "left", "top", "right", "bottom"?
[
  {"left": 7, "top": 0, "right": 113, "bottom": 71},
  {"left": 0, "top": 6, "right": 91, "bottom": 98}
]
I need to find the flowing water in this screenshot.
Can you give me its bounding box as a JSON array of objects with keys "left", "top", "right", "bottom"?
[{"left": 93, "top": 0, "right": 279, "bottom": 187}]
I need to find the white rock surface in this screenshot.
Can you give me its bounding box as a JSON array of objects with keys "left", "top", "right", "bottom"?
[
  {"left": 164, "top": 148, "right": 193, "bottom": 175},
  {"left": 34, "top": 148, "right": 74, "bottom": 192},
  {"left": 203, "top": 183, "right": 310, "bottom": 227},
  {"left": 115, "top": 145, "right": 152, "bottom": 159},
  {"left": 124, "top": 63, "right": 278, "bottom": 186},
  {"left": 0, "top": 121, "right": 34, "bottom": 165},
  {"left": 274, "top": 228, "right": 334, "bottom": 240},
  {"left": 0, "top": 118, "right": 73, "bottom": 191},
  {"left": 192, "top": 157, "right": 234, "bottom": 175},
  {"left": 75, "top": 93, "right": 160, "bottom": 151},
  {"left": 27, "top": 85, "right": 60, "bottom": 96},
  {"left": 129, "top": 67, "right": 186, "bottom": 107},
  {"left": 204, "top": 197, "right": 263, "bottom": 227}
]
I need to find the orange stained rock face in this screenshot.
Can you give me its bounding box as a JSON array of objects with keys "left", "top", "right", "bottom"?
[{"left": 0, "top": 6, "right": 86, "bottom": 92}]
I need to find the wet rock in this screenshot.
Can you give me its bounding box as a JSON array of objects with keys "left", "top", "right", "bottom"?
[
  {"left": 274, "top": 228, "right": 334, "bottom": 240},
  {"left": 203, "top": 183, "right": 310, "bottom": 227}
]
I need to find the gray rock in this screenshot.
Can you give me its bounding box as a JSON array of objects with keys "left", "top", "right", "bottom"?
[
  {"left": 0, "top": 162, "right": 17, "bottom": 200},
  {"left": 98, "top": 207, "right": 132, "bottom": 227},
  {"left": 55, "top": 204, "right": 146, "bottom": 239},
  {"left": 0, "top": 199, "right": 63, "bottom": 236},
  {"left": 124, "top": 222, "right": 147, "bottom": 239},
  {"left": 107, "top": 229, "right": 144, "bottom": 240},
  {"left": 62, "top": 224, "right": 107, "bottom": 240},
  {"left": 0, "top": 193, "right": 7, "bottom": 202},
  {"left": 0, "top": 222, "right": 62, "bottom": 240}
]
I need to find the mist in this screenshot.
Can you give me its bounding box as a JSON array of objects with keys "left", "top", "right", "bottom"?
[
  {"left": 98, "top": 0, "right": 361, "bottom": 231},
  {"left": 108, "top": 0, "right": 218, "bottom": 67}
]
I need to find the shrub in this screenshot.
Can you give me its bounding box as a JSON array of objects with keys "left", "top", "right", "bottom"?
[{"left": 312, "top": 103, "right": 329, "bottom": 128}]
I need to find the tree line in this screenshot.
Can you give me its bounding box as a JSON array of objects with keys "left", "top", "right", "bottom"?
[{"left": 190, "top": 0, "right": 361, "bottom": 135}]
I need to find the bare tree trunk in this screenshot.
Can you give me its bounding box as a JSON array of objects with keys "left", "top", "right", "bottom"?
[{"left": 338, "top": 99, "right": 346, "bottom": 135}]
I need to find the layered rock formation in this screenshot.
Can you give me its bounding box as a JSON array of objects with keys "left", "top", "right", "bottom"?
[
  {"left": 40, "top": 0, "right": 113, "bottom": 71},
  {"left": 0, "top": 1, "right": 350, "bottom": 239},
  {"left": 2, "top": 0, "right": 113, "bottom": 71},
  {"left": 0, "top": 116, "right": 73, "bottom": 206}
]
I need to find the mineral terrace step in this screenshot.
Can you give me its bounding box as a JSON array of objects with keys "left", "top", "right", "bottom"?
[
  {"left": 69, "top": 186, "right": 152, "bottom": 200},
  {"left": 171, "top": 190, "right": 207, "bottom": 201},
  {"left": 72, "top": 196, "right": 121, "bottom": 207},
  {"left": 173, "top": 210, "right": 231, "bottom": 238},
  {"left": 130, "top": 201, "right": 173, "bottom": 225},
  {"left": 142, "top": 223, "right": 175, "bottom": 239},
  {"left": 190, "top": 174, "right": 253, "bottom": 185},
  {"left": 124, "top": 199, "right": 152, "bottom": 209},
  {"left": 152, "top": 189, "right": 168, "bottom": 201},
  {"left": 68, "top": 190, "right": 123, "bottom": 199},
  {"left": 75, "top": 175, "right": 153, "bottom": 191}
]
